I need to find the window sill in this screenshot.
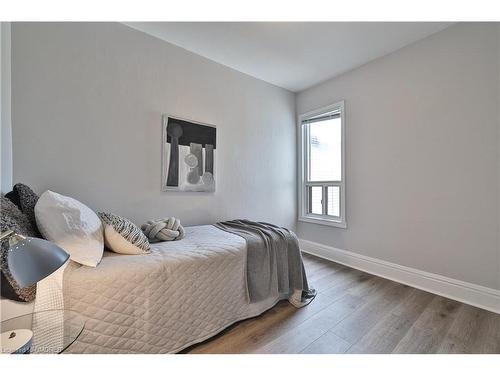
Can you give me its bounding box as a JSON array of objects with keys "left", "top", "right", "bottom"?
[{"left": 298, "top": 215, "right": 347, "bottom": 229}]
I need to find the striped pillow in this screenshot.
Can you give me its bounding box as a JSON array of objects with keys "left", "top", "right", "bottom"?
[{"left": 98, "top": 212, "right": 150, "bottom": 255}]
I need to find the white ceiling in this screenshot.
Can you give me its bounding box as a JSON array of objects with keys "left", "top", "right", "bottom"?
[{"left": 124, "top": 22, "right": 453, "bottom": 92}]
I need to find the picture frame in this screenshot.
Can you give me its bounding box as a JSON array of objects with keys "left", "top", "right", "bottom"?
[{"left": 161, "top": 114, "right": 217, "bottom": 192}]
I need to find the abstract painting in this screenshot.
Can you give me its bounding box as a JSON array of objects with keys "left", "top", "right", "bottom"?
[{"left": 161, "top": 115, "right": 216, "bottom": 192}]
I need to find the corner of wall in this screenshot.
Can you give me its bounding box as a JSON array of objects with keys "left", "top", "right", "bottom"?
[
  {"left": 497, "top": 23, "right": 500, "bottom": 290},
  {"left": 293, "top": 91, "right": 300, "bottom": 233},
  {"left": 1, "top": 22, "right": 13, "bottom": 193}
]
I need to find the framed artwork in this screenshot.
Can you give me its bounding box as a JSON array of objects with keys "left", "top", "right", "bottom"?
[{"left": 161, "top": 115, "right": 216, "bottom": 192}]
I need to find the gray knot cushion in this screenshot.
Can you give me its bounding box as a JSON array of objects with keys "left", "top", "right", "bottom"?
[
  {"left": 98, "top": 212, "right": 150, "bottom": 255},
  {"left": 141, "top": 217, "right": 185, "bottom": 242}
]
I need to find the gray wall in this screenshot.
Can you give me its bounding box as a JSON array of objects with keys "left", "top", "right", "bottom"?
[
  {"left": 498, "top": 25, "right": 500, "bottom": 291},
  {"left": 296, "top": 23, "right": 500, "bottom": 289},
  {"left": 11, "top": 22, "right": 296, "bottom": 229},
  {"left": 1, "top": 22, "right": 13, "bottom": 193},
  {"left": 8, "top": 22, "right": 500, "bottom": 291}
]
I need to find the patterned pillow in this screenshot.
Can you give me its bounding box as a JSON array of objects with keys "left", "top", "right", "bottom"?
[
  {"left": 98, "top": 212, "right": 150, "bottom": 255},
  {"left": 0, "top": 195, "right": 38, "bottom": 302},
  {"left": 5, "top": 183, "right": 40, "bottom": 235}
]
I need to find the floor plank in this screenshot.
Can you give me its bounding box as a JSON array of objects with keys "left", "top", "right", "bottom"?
[
  {"left": 184, "top": 253, "right": 500, "bottom": 354},
  {"left": 330, "top": 280, "right": 411, "bottom": 344},
  {"left": 347, "top": 288, "right": 434, "bottom": 353},
  {"left": 318, "top": 268, "right": 371, "bottom": 301},
  {"left": 307, "top": 263, "right": 346, "bottom": 284},
  {"left": 255, "top": 293, "right": 365, "bottom": 353},
  {"left": 392, "top": 296, "right": 462, "bottom": 353},
  {"left": 300, "top": 331, "right": 352, "bottom": 354},
  {"left": 185, "top": 292, "right": 335, "bottom": 354},
  {"left": 436, "top": 304, "right": 500, "bottom": 354}
]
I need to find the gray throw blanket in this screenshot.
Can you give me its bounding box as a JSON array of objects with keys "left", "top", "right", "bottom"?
[{"left": 214, "top": 220, "right": 316, "bottom": 308}]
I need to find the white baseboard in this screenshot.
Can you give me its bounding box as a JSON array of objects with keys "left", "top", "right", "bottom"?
[{"left": 299, "top": 239, "right": 500, "bottom": 314}]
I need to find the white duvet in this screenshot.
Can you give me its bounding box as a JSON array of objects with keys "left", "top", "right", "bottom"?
[{"left": 35, "top": 225, "right": 280, "bottom": 353}]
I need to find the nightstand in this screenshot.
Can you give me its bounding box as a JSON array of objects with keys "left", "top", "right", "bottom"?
[{"left": 1, "top": 309, "right": 85, "bottom": 354}]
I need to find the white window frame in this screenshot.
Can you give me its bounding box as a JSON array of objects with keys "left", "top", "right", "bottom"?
[{"left": 298, "top": 100, "right": 346, "bottom": 228}]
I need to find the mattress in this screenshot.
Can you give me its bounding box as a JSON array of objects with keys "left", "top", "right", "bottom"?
[{"left": 35, "top": 225, "right": 281, "bottom": 353}]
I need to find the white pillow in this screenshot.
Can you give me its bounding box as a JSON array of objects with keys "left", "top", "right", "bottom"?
[{"left": 35, "top": 190, "right": 104, "bottom": 267}]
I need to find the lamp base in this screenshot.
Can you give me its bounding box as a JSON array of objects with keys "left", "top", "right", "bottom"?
[{"left": 1, "top": 329, "right": 33, "bottom": 354}]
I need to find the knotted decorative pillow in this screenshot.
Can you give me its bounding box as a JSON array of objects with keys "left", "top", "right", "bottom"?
[{"left": 141, "top": 217, "right": 185, "bottom": 242}]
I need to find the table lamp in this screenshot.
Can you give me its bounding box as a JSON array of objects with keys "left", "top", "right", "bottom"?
[{"left": 0, "top": 229, "right": 69, "bottom": 353}]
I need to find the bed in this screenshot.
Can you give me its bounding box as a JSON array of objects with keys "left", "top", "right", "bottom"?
[{"left": 34, "top": 225, "right": 302, "bottom": 354}]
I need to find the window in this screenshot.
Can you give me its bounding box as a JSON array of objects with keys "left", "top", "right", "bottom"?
[{"left": 298, "top": 101, "right": 346, "bottom": 228}]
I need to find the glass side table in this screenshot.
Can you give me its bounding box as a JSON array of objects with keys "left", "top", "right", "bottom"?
[{"left": 1, "top": 309, "right": 85, "bottom": 354}]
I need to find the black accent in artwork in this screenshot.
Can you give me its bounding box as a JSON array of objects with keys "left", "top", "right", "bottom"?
[
  {"left": 166, "top": 122, "right": 182, "bottom": 186},
  {"left": 166, "top": 117, "right": 216, "bottom": 148}
]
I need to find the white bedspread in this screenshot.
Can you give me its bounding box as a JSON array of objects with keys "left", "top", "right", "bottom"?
[{"left": 36, "top": 225, "right": 280, "bottom": 353}]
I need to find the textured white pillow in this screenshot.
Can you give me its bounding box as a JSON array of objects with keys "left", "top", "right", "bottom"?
[{"left": 35, "top": 190, "right": 104, "bottom": 267}]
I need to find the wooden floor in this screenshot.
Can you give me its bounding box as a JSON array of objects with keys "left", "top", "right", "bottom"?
[{"left": 183, "top": 253, "right": 500, "bottom": 354}]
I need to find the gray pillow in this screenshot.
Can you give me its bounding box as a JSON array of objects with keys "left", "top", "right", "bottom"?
[
  {"left": 1, "top": 195, "right": 38, "bottom": 302},
  {"left": 5, "top": 183, "right": 40, "bottom": 235},
  {"left": 98, "top": 212, "right": 150, "bottom": 254}
]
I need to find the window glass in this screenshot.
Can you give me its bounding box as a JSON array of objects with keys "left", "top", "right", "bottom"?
[
  {"left": 327, "top": 186, "right": 340, "bottom": 217},
  {"left": 309, "top": 186, "right": 323, "bottom": 215},
  {"left": 308, "top": 118, "right": 342, "bottom": 181}
]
